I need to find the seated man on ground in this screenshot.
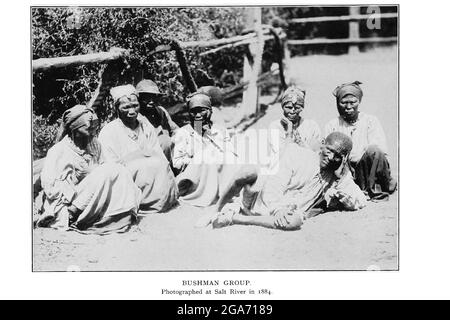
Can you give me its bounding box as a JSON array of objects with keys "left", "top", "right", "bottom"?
[
  {"left": 136, "top": 79, "right": 179, "bottom": 163},
  {"left": 172, "top": 92, "right": 240, "bottom": 207},
  {"left": 37, "top": 105, "right": 141, "bottom": 234},
  {"left": 209, "top": 132, "right": 367, "bottom": 231},
  {"left": 98, "top": 85, "right": 178, "bottom": 214},
  {"left": 324, "top": 81, "right": 397, "bottom": 200}
]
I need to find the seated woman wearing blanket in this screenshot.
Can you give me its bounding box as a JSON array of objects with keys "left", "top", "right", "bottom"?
[
  {"left": 172, "top": 92, "right": 240, "bottom": 207},
  {"left": 38, "top": 105, "right": 141, "bottom": 234},
  {"left": 98, "top": 85, "right": 178, "bottom": 214},
  {"left": 324, "top": 81, "right": 397, "bottom": 200}
]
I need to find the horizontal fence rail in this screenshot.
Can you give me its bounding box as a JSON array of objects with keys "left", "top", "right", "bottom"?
[
  {"left": 288, "top": 12, "right": 398, "bottom": 24},
  {"left": 287, "top": 36, "right": 397, "bottom": 46},
  {"left": 33, "top": 28, "right": 285, "bottom": 72},
  {"left": 287, "top": 10, "right": 398, "bottom": 49}
]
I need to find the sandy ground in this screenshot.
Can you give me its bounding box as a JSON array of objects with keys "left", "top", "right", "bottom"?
[{"left": 33, "top": 46, "right": 398, "bottom": 271}]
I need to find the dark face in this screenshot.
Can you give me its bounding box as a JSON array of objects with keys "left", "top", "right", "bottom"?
[
  {"left": 282, "top": 101, "right": 303, "bottom": 123},
  {"left": 117, "top": 95, "right": 140, "bottom": 127},
  {"left": 319, "top": 141, "right": 344, "bottom": 170},
  {"left": 337, "top": 94, "right": 360, "bottom": 122},
  {"left": 138, "top": 93, "right": 160, "bottom": 109},
  {"left": 72, "top": 117, "right": 98, "bottom": 148},
  {"left": 189, "top": 106, "right": 212, "bottom": 125}
]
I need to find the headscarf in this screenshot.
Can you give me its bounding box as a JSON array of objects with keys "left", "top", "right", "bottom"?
[
  {"left": 324, "top": 132, "right": 353, "bottom": 157},
  {"left": 110, "top": 84, "right": 138, "bottom": 106},
  {"left": 187, "top": 92, "right": 212, "bottom": 110},
  {"left": 333, "top": 81, "right": 363, "bottom": 102},
  {"left": 281, "top": 86, "right": 306, "bottom": 107},
  {"left": 56, "top": 105, "right": 97, "bottom": 141},
  {"left": 197, "top": 86, "right": 223, "bottom": 107}
]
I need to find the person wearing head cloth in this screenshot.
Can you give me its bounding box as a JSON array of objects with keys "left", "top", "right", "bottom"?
[
  {"left": 324, "top": 81, "right": 397, "bottom": 200},
  {"left": 98, "top": 84, "right": 178, "bottom": 214},
  {"left": 197, "top": 86, "right": 224, "bottom": 108},
  {"left": 136, "top": 79, "right": 179, "bottom": 163},
  {"left": 38, "top": 104, "right": 141, "bottom": 234},
  {"left": 207, "top": 132, "right": 367, "bottom": 230},
  {"left": 172, "top": 91, "right": 241, "bottom": 208},
  {"left": 268, "top": 86, "right": 322, "bottom": 160}
]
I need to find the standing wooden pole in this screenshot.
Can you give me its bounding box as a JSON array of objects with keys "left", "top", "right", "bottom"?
[
  {"left": 349, "top": 6, "right": 360, "bottom": 54},
  {"left": 283, "top": 39, "right": 291, "bottom": 85},
  {"left": 283, "top": 39, "right": 291, "bottom": 66},
  {"left": 242, "top": 7, "right": 263, "bottom": 117}
]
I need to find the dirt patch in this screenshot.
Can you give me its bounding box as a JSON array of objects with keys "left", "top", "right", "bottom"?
[{"left": 33, "top": 193, "right": 397, "bottom": 271}]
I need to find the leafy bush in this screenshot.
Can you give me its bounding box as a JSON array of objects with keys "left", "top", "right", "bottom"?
[
  {"left": 32, "top": 7, "right": 251, "bottom": 159},
  {"left": 32, "top": 7, "right": 247, "bottom": 114},
  {"left": 32, "top": 113, "right": 60, "bottom": 160}
]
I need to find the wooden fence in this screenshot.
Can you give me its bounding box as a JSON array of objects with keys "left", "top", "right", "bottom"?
[
  {"left": 32, "top": 28, "right": 285, "bottom": 72},
  {"left": 286, "top": 7, "right": 398, "bottom": 55},
  {"left": 32, "top": 22, "right": 286, "bottom": 118}
]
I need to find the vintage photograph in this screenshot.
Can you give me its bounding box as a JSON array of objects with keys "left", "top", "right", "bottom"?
[{"left": 32, "top": 5, "right": 399, "bottom": 271}]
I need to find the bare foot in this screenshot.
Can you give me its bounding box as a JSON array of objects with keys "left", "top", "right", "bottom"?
[
  {"left": 212, "top": 203, "right": 240, "bottom": 229},
  {"left": 212, "top": 210, "right": 234, "bottom": 229},
  {"left": 194, "top": 211, "right": 218, "bottom": 228}
]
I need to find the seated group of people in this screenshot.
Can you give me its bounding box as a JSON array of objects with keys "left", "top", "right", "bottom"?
[{"left": 34, "top": 77, "right": 396, "bottom": 234}]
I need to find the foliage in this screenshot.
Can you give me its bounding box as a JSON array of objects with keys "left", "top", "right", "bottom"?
[
  {"left": 32, "top": 7, "right": 249, "bottom": 159},
  {"left": 32, "top": 7, "right": 246, "bottom": 119},
  {"left": 32, "top": 113, "right": 60, "bottom": 160}
]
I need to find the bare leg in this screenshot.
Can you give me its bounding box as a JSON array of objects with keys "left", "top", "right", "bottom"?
[
  {"left": 215, "top": 165, "right": 259, "bottom": 212},
  {"left": 232, "top": 213, "right": 277, "bottom": 229},
  {"left": 195, "top": 165, "right": 259, "bottom": 228},
  {"left": 219, "top": 211, "right": 303, "bottom": 231},
  {"left": 213, "top": 207, "right": 303, "bottom": 231}
]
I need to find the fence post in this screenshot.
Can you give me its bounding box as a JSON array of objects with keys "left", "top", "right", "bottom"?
[
  {"left": 242, "top": 7, "right": 262, "bottom": 117},
  {"left": 348, "top": 6, "right": 360, "bottom": 54},
  {"left": 283, "top": 39, "right": 291, "bottom": 69}
]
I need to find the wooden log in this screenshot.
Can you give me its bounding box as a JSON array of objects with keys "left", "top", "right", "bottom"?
[
  {"left": 181, "top": 30, "right": 269, "bottom": 49},
  {"left": 151, "top": 28, "right": 284, "bottom": 56},
  {"left": 223, "top": 73, "right": 277, "bottom": 101},
  {"left": 147, "top": 33, "right": 264, "bottom": 56},
  {"left": 148, "top": 44, "right": 173, "bottom": 55},
  {"left": 199, "top": 33, "right": 285, "bottom": 57},
  {"left": 224, "top": 78, "right": 274, "bottom": 98},
  {"left": 33, "top": 48, "right": 128, "bottom": 72},
  {"left": 223, "top": 69, "right": 277, "bottom": 93}
]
